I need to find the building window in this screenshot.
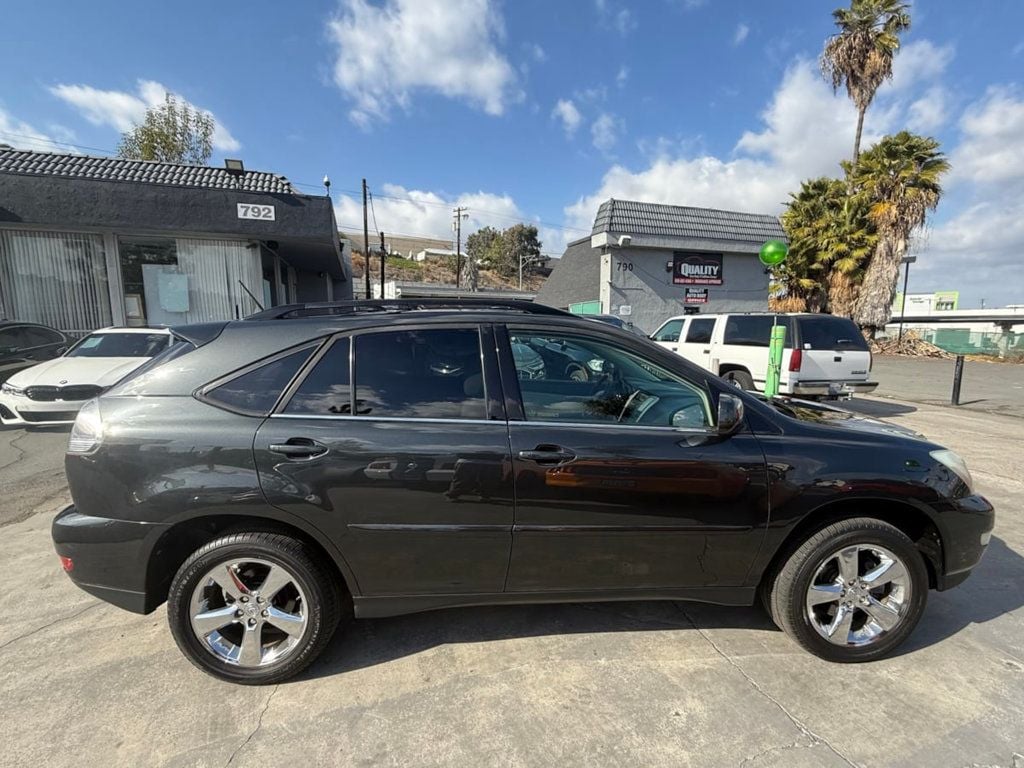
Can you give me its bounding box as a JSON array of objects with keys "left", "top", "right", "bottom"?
[
  {"left": 118, "top": 236, "right": 264, "bottom": 325},
  {"left": 0, "top": 229, "right": 112, "bottom": 335}
]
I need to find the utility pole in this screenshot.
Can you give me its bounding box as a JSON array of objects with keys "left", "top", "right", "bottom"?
[
  {"left": 897, "top": 254, "right": 917, "bottom": 342},
  {"left": 379, "top": 231, "right": 386, "bottom": 299},
  {"left": 453, "top": 207, "right": 468, "bottom": 290},
  {"left": 362, "top": 179, "right": 370, "bottom": 300}
]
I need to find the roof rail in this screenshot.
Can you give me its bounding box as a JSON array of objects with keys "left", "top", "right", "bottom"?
[{"left": 244, "top": 298, "right": 573, "bottom": 321}]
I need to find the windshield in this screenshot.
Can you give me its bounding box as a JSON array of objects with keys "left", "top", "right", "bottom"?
[{"left": 66, "top": 332, "right": 171, "bottom": 358}]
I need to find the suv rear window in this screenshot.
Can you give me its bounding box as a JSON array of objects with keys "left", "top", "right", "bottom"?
[
  {"left": 723, "top": 316, "right": 793, "bottom": 348},
  {"left": 797, "top": 316, "right": 868, "bottom": 351}
]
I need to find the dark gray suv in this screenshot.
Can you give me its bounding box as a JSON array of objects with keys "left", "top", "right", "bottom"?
[{"left": 52, "top": 300, "right": 994, "bottom": 684}]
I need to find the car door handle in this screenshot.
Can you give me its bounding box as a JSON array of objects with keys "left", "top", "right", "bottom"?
[
  {"left": 269, "top": 439, "right": 328, "bottom": 458},
  {"left": 518, "top": 445, "right": 576, "bottom": 464}
]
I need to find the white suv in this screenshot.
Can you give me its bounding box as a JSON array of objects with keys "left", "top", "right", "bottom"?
[{"left": 649, "top": 313, "right": 877, "bottom": 398}]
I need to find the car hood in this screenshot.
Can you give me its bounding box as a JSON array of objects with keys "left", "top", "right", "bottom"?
[
  {"left": 6, "top": 356, "right": 149, "bottom": 388},
  {"left": 769, "top": 398, "right": 925, "bottom": 440}
]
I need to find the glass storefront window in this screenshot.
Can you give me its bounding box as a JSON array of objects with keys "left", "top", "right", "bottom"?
[{"left": 0, "top": 229, "right": 112, "bottom": 335}]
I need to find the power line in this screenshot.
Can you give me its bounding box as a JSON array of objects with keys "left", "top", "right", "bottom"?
[{"left": 0, "top": 130, "right": 117, "bottom": 156}]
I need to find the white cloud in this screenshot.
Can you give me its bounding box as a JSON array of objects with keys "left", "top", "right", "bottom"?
[
  {"left": 591, "top": 113, "right": 623, "bottom": 152},
  {"left": 566, "top": 59, "right": 889, "bottom": 229},
  {"left": 327, "top": 0, "right": 519, "bottom": 126},
  {"left": 0, "top": 108, "right": 77, "bottom": 153},
  {"left": 887, "top": 39, "right": 955, "bottom": 92},
  {"left": 733, "top": 23, "right": 750, "bottom": 46},
  {"left": 616, "top": 66, "right": 629, "bottom": 88},
  {"left": 907, "top": 86, "right": 948, "bottom": 133},
  {"left": 594, "top": 0, "right": 636, "bottom": 36},
  {"left": 527, "top": 43, "right": 546, "bottom": 62},
  {"left": 949, "top": 86, "right": 1024, "bottom": 186},
  {"left": 50, "top": 80, "right": 240, "bottom": 152},
  {"left": 552, "top": 99, "right": 582, "bottom": 136}
]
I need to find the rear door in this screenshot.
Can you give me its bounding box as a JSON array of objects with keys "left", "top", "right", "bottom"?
[
  {"left": 254, "top": 324, "right": 515, "bottom": 596},
  {"left": 676, "top": 316, "right": 716, "bottom": 371},
  {"left": 649, "top": 318, "right": 685, "bottom": 354},
  {"left": 794, "top": 316, "right": 872, "bottom": 389}
]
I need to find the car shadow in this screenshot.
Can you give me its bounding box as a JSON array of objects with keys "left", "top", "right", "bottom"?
[
  {"left": 300, "top": 535, "right": 1022, "bottom": 679},
  {"left": 842, "top": 398, "right": 918, "bottom": 418}
]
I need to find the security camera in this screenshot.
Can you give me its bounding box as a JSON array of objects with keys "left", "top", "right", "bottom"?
[{"left": 618, "top": 235, "right": 632, "bottom": 247}]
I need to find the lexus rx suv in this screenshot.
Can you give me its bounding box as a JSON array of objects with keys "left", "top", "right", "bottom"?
[{"left": 52, "top": 300, "right": 994, "bottom": 684}]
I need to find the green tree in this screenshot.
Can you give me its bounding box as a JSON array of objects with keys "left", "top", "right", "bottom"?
[
  {"left": 821, "top": 0, "right": 911, "bottom": 163},
  {"left": 466, "top": 226, "right": 501, "bottom": 270},
  {"left": 779, "top": 177, "right": 877, "bottom": 317},
  {"left": 118, "top": 93, "right": 215, "bottom": 164},
  {"left": 850, "top": 131, "right": 949, "bottom": 332},
  {"left": 494, "top": 223, "right": 542, "bottom": 280}
]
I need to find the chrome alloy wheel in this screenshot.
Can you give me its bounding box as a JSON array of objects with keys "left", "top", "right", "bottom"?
[
  {"left": 805, "top": 544, "right": 911, "bottom": 647},
  {"left": 189, "top": 558, "right": 308, "bottom": 667}
]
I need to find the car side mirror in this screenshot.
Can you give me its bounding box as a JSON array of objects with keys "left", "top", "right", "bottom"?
[{"left": 717, "top": 393, "right": 744, "bottom": 435}]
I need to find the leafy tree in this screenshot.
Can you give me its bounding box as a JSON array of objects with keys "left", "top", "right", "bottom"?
[
  {"left": 494, "top": 223, "right": 542, "bottom": 279},
  {"left": 118, "top": 93, "right": 215, "bottom": 165},
  {"left": 466, "top": 226, "right": 501, "bottom": 271},
  {"left": 849, "top": 132, "right": 949, "bottom": 332},
  {"left": 821, "top": 0, "right": 911, "bottom": 163},
  {"left": 779, "top": 177, "right": 877, "bottom": 316}
]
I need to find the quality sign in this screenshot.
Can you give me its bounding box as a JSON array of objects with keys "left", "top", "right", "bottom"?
[{"left": 673, "top": 252, "right": 723, "bottom": 285}]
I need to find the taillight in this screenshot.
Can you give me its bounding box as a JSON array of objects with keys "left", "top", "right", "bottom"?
[
  {"left": 788, "top": 348, "right": 803, "bottom": 372},
  {"left": 59, "top": 555, "right": 74, "bottom": 573}
]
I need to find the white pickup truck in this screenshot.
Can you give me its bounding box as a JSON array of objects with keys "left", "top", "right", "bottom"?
[{"left": 649, "top": 312, "right": 877, "bottom": 398}]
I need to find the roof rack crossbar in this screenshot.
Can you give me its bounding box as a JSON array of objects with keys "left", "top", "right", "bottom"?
[{"left": 244, "top": 298, "right": 571, "bottom": 321}]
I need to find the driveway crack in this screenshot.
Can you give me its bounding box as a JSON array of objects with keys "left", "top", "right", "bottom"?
[
  {"left": 225, "top": 684, "right": 279, "bottom": 766},
  {"left": 675, "top": 604, "right": 858, "bottom": 768},
  {"left": 0, "top": 601, "right": 102, "bottom": 652}
]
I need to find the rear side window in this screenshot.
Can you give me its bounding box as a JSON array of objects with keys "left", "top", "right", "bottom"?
[
  {"left": 284, "top": 339, "right": 351, "bottom": 415},
  {"left": 798, "top": 316, "right": 868, "bottom": 351},
  {"left": 651, "top": 319, "right": 684, "bottom": 342},
  {"left": 354, "top": 329, "right": 485, "bottom": 419},
  {"left": 685, "top": 318, "right": 715, "bottom": 344},
  {"left": 723, "top": 316, "right": 793, "bottom": 348},
  {"left": 206, "top": 347, "right": 315, "bottom": 415},
  {"left": 21, "top": 326, "right": 64, "bottom": 347}
]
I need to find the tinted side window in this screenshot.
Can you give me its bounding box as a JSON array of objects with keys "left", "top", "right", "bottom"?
[
  {"left": 685, "top": 318, "right": 715, "bottom": 344},
  {"left": 798, "top": 316, "right": 868, "bottom": 351},
  {"left": 0, "top": 328, "right": 24, "bottom": 350},
  {"left": 354, "top": 329, "right": 485, "bottom": 419},
  {"left": 651, "top": 320, "right": 683, "bottom": 342},
  {"left": 284, "top": 338, "right": 351, "bottom": 415},
  {"left": 509, "top": 330, "right": 711, "bottom": 429},
  {"left": 723, "top": 316, "right": 773, "bottom": 346},
  {"left": 206, "top": 347, "right": 315, "bottom": 415},
  {"left": 21, "top": 327, "right": 63, "bottom": 347}
]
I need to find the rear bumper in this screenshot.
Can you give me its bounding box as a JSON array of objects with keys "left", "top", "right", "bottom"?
[
  {"left": 51, "top": 504, "right": 169, "bottom": 614},
  {"left": 937, "top": 493, "right": 995, "bottom": 590},
  {"left": 789, "top": 380, "right": 879, "bottom": 397}
]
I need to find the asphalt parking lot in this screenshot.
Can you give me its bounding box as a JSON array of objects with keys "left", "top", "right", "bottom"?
[{"left": 2, "top": 392, "right": 1023, "bottom": 767}]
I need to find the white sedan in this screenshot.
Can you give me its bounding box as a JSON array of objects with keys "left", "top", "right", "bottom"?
[{"left": 0, "top": 327, "right": 172, "bottom": 427}]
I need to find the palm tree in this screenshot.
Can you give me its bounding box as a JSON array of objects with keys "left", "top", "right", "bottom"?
[
  {"left": 851, "top": 132, "right": 949, "bottom": 333},
  {"left": 821, "top": 0, "right": 911, "bottom": 163},
  {"left": 780, "top": 177, "right": 876, "bottom": 315}
]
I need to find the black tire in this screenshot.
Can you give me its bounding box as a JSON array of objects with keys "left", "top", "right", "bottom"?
[
  {"left": 768, "top": 518, "right": 928, "bottom": 662},
  {"left": 168, "top": 532, "right": 342, "bottom": 685},
  {"left": 723, "top": 369, "right": 755, "bottom": 391}
]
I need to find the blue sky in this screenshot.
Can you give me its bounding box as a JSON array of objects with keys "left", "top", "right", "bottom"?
[{"left": 2, "top": 0, "right": 1023, "bottom": 307}]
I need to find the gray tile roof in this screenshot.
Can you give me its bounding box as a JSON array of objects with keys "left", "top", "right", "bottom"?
[
  {"left": 0, "top": 148, "right": 297, "bottom": 194},
  {"left": 593, "top": 198, "right": 785, "bottom": 245}
]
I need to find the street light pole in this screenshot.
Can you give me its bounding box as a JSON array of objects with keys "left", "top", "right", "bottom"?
[
  {"left": 452, "top": 207, "right": 468, "bottom": 290},
  {"left": 897, "top": 255, "right": 917, "bottom": 342}
]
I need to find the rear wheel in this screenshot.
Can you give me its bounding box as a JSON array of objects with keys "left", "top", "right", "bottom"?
[
  {"left": 722, "top": 369, "right": 754, "bottom": 391},
  {"left": 768, "top": 518, "right": 928, "bottom": 662},
  {"left": 168, "top": 532, "right": 342, "bottom": 684}
]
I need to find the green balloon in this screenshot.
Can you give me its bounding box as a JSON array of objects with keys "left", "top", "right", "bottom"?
[{"left": 759, "top": 239, "right": 789, "bottom": 267}]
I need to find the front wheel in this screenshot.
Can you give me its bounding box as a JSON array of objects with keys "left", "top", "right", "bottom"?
[
  {"left": 168, "top": 532, "right": 342, "bottom": 684},
  {"left": 768, "top": 518, "right": 928, "bottom": 662}
]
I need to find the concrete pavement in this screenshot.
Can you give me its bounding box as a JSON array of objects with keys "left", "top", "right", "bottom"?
[
  {"left": 2, "top": 400, "right": 1023, "bottom": 767},
  {"left": 871, "top": 355, "right": 1024, "bottom": 418}
]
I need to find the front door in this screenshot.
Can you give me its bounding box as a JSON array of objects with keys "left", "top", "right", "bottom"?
[
  {"left": 255, "top": 325, "right": 514, "bottom": 596},
  {"left": 676, "top": 316, "right": 716, "bottom": 371},
  {"left": 500, "top": 326, "right": 769, "bottom": 593}
]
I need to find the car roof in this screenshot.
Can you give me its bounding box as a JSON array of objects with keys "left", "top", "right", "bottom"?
[{"left": 659, "top": 312, "right": 841, "bottom": 323}]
